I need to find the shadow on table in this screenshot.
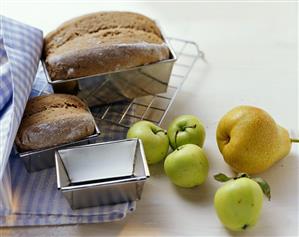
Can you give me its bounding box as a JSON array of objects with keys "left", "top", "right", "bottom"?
[
  {"left": 147, "top": 161, "right": 165, "bottom": 178},
  {"left": 172, "top": 179, "right": 212, "bottom": 206}
]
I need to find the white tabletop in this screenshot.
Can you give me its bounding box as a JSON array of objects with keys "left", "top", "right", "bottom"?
[{"left": 2, "top": 1, "right": 298, "bottom": 236}]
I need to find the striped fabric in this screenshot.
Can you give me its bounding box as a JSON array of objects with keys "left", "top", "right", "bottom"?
[
  {"left": 0, "top": 15, "right": 43, "bottom": 217},
  {"left": 0, "top": 164, "right": 12, "bottom": 216},
  {"left": 0, "top": 37, "right": 12, "bottom": 112},
  {"left": 0, "top": 16, "right": 135, "bottom": 227},
  {"left": 3, "top": 126, "right": 135, "bottom": 227}
]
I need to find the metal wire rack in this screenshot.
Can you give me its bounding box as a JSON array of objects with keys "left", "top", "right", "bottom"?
[{"left": 91, "top": 38, "right": 205, "bottom": 128}]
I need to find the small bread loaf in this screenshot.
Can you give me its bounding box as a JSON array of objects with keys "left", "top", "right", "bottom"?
[
  {"left": 43, "top": 11, "right": 170, "bottom": 80},
  {"left": 16, "top": 94, "right": 95, "bottom": 151}
]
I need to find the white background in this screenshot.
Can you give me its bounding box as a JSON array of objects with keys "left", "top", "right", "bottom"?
[{"left": 1, "top": 1, "right": 298, "bottom": 236}]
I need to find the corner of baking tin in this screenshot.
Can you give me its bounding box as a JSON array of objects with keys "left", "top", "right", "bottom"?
[{"left": 137, "top": 139, "right": 150, "bottom": 178}]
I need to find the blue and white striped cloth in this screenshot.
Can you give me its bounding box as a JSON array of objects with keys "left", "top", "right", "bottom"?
[
  {"left": 0, "top": 37, "right": 12, "bottom": 112},
  {"left": 0, "top": 16, "right": 135, "bottom": 227},
  {"left": 0, "top": 15, "right": 43, "bottom": 216}
]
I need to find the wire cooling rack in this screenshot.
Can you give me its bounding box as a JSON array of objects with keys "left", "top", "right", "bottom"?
[{"left": 91, "top": 38, "right": 205, "bottom": 128}]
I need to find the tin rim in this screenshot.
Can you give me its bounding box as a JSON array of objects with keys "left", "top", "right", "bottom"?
[{"left": 55, "top": 138, "right": 150, "bottom": 191}]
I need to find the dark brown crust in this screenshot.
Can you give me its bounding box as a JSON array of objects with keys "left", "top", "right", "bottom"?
[
  {"left": 16, "top": 94, "right": 95, "bottom": 151},
  {"left": 43, "top": 11, "right": 169, "bottom": 81}
]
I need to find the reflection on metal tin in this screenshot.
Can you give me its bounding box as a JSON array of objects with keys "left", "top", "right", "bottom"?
[
  {"left": 55, "top": 138, "right": 150, "bottom": 209},
  {"left": 43, "top": 38, "right": 177, "bottom": 107}
]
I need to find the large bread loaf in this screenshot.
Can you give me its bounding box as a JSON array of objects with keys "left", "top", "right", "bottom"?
[{"left": 43, "top": 11, "right": 169, "bottom": 80}]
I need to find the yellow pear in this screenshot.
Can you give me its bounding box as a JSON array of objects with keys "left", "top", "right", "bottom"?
[{"left": 216, "top": 105, "right": 296, "bottom": 174}]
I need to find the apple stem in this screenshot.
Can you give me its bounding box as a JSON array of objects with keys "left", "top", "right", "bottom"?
[
  {"left": 177, "top": 146, "right": 183, "bottom": 151},
  {"left": 290, "top": 138, "right": 299, "bottom": 143},
  {"left": 174, "top": 125, "right": 196, "bottom": 148},
  {"left": 214, "top": 173, "right": 271, "bottom": 201},
  {"left": 174, "top": 130, "right": 179, "bottom": 148},
  {"left": 153, "top": 129, "right": 167, "bottom": 135},
  {"left": 182, "top": 124, "right": 197, "bottom": 130}
]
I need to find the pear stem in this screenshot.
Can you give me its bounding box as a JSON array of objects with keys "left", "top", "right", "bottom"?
[{"left": 290, "top": 138, "right": 299, "bottom": 143}]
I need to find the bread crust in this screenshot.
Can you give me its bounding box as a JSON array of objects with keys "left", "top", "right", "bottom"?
[
  {"left": 43, "top": 11, "right": 169, "bottom": 80},
  {"left": 16, "top": 94, "right": 95, "bottom": 151}
]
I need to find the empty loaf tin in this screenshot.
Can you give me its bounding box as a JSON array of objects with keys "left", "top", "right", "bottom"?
[
  {"left": 55, "top": 138, "right": 150, "bottom": 209},
  {"left": 43, "top": 37, "right": 177, "bottom": 107},
  {"left": 16, "top": 118, "right": 100, "bottom": 173}
]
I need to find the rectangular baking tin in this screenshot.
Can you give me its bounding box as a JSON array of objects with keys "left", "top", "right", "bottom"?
[
  {"left": 16, "top": 118, "right": 100, "bottom": 173},
  {"left": 42, "top": 35, "right": 177, "bottom": 107},
  {"left": 55, "top": 138, "right": 150, "bottom": 209}
]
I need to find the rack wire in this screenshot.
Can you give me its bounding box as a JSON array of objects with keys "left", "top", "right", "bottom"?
[{"left": 91, "top": 38, "right": 205, "bottom": 128}]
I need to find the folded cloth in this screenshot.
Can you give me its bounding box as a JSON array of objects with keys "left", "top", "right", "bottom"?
[
  {"left": 0, "top": 16, "right": 136, "bottom": 227},
  {"left": 0, "top": 37, "right": 12, "bottom": 113},
  {"left": 0, "top": 15, "right": 43, "bottom": 215}
]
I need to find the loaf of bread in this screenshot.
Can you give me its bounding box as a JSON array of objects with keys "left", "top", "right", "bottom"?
[
  {"left": 43, "top": 11, "right": 170, "bottom": 80},
  {"left": 16, "top": 94, "right": 95, "bottom": 151}
]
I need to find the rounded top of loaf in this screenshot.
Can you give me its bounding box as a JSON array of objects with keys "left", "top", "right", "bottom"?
[
  {"left": 16, "top": 94, "right": 94, "bottom": 151},
  {"left": 23, "top": 93, "right": 88, "bottom": 118},
  {"left": 44, "top": 11, "right": 163, "bottom": 56}
]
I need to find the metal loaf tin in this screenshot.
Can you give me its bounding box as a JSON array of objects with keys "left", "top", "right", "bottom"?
[
  {"left": 43, "top": 35, "right": 177, "bottom": 107},
  {"left": 16, "top": 118, "right": 100, "bottom": 173},
  {"left": 55, "top": 138, "right": 150, "bottom": 209}
]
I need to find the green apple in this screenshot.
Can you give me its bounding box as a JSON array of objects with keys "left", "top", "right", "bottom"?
[
  {"left": 167, "top": 115, "right": 205, "bottom": 150},
  {"left": 164, "top": 144, "right": 209, "bottom": 188},
  {"left": 127, "top": 121, "right": 169, "bottom": 165},
  {"left": 214, "top": 177, "right": 264, "bottom": 231}
]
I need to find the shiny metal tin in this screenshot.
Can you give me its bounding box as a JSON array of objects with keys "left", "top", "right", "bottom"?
[
  {"left": 55, "top": 138, "right": 150, "bottom": 209},
  {"left": 43, "top": 38, "right": 176, "bottom": 107},
  {"left": 16, "top": 119, "right": 100, "bottom": 173}
]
